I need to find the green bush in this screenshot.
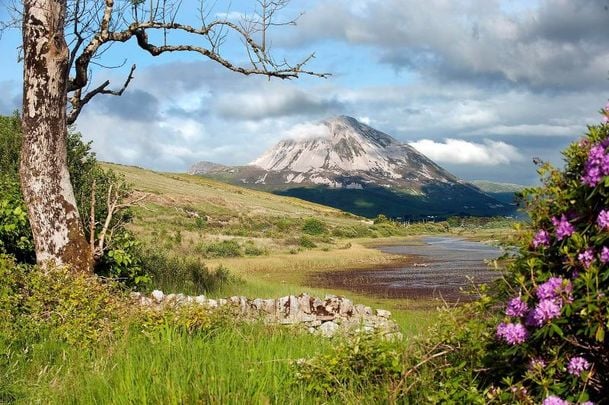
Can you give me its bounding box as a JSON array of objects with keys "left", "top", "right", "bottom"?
[
  {"left": 0, "top": 115, "right": 144, "bottom": 287},
  {"left": 331, "top": 225, "right": 372, "bottom": 238},
  {"left": 200, "top": 239, "right": 243, "bottom": 258},
  {"left": 0, "top": 177, "right": 34, "bottom": 263},
  {"left": 293, "top": 333, "right": 402, "bottom": 397},
  {"left": 141, "top": 248, "right": 232, "bottom": 295},
  {"left": 302, "top": 218, "right": 327, "bottom": 235},
  {"left": 0, "top": 256, "right": 125, "bottom": 346},
  {"left": 97, "top": 232, "right": 151, "bottom": 290},
  {"left": 298, "top": 236, "right": 317, "bottom": 249},
  {"left": 243, "top": 241, "right": 267, "bottom": 256}
]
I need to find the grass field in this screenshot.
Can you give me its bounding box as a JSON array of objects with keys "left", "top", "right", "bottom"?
[
  {"left": 1, "top": 164, "right": 518, "bottom": 404},
  {"left": 106, "top": 162, "right": 515, "bottom": 327}
]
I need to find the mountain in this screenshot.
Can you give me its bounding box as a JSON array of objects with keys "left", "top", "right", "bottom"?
[
  {"left": 190, "top": 116, "right": 514, "bottom": 219},
  {"left": 470, "top": 180, "right": 525, "bottom": 194},
  {"left": 470, "top": 180, "right": 526, "bottom": 205}
]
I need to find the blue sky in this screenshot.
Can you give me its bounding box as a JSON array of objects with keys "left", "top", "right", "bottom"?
[{"left": 2, "top": 0, "right": 609, "bottom": 185}]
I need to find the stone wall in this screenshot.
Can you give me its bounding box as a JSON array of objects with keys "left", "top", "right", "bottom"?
[{"left": 130, "top": 290, "right": 401, "bottom": 339}]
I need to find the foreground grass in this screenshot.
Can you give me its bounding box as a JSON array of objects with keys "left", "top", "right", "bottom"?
[{"left": 5, "top": 322, "right": 410, "bottom": 404}]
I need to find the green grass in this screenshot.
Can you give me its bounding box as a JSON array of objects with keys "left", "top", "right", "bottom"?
[{"left": 5, "top": 321, "right": 411, "bottom": 404}]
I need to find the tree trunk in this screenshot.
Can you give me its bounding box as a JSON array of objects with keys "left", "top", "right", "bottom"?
[{"left": 21, "top": 0, "right": 91, "bottom": 272}]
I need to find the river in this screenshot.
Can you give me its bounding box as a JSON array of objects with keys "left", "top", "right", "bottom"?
[{"left": 312, "top": 236, "right": 504, "bottom": 302}]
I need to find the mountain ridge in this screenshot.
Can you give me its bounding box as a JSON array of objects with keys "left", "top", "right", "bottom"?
[{"left": 190, "top": 116, "right": 514, "bottom": 219}]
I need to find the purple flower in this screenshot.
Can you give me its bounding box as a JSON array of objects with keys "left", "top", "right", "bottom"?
[
  {"left": 505, "top": 296, "right": 528, "bottom": 317},
  {"left": 600, "top": 246, "right": 609, "bottom": 263},
  {"left": 552, "top": 215, "right": 575, "bottom": 240},
  {"left": 496, "top": 322, "right": 528, "bottom": 345},
  {"left": 578, "top": 248, "right": 595, "bottom": 269},
  {"left": 597, "top": 210, "right": 609, "bottom": 229},
  {"left": 537, "top": 277, "right": 564, "bottom": 300},
  {"left": 582, "top": 166, "right": 602, "bottom": 187},
  {"left": 543, "top": 396, "right": 569, "bottom": 405},
  {"left": 533, "top": 229, "right": 551, "bottom": 248},
  {"left": 581, "top": 144, "right": 609, "bottom": 187},
  {"left": 567, "top": 356, "right": 591, "bottom": 376},
  {"left": 530, "top": 299, "right": 562, "bottom": 326}
]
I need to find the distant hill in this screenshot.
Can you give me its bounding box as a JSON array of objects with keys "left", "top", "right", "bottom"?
[
  {"left": 470, "top": 180, "right": 526, "bottom": 205},
  {"left": 190, "top": 116, "right": 515, "bottom": 219}
]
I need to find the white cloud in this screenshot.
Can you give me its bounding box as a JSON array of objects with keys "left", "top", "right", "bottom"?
[
  {"left": 409, "top": 138, "right": 524, "bottom": 166},
  {"left": 283, "top": 122, "right": 331, "bottom": 141}
]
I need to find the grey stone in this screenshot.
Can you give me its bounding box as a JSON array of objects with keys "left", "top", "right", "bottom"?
[
  {"left": 262, "top": 299, "right": 276, "bottom": 314},
  {"left": 151, "top": 290, "right": 164, "bottom": 303},
  {"left": 297, "top": 294, "right": 313, "bottom": 314},
  {"left": 319, "top": 321, "right": 339, "bottom": 337},
  {"left": 355, "top": 304, "right": 372, "bottom": 316},
  {"left": 251, "top": 298, "right": 265, "bottom": 311},
  {"left": 339, "top": 298, "right": 354, "bottom": 316},
  {"left": 194, "top": 295, "right": 207, "bottom": 305},
  {"left": 376, "top": 309, "right": 391, "bottom": 318}
]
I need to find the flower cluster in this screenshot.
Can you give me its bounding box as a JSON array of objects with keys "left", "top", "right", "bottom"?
[
  {"left": 489, "top": 104, "right": 609, "bottom": 403},
  {"left": 581, "top": 143, "right": 609, "bottom": 187},
  {"left": 601, "top": 246, "right": 609, "bottom": 264},
  {"left": 551, "top": 215, "right": 575, "bottom": 240},
  {"left": 597, "top": 210, "right": 609, "bottom": 229},
  {"left": 505, "top": 296, "right": 528, "bottom": 317},
  {"left": 496, "top": 322, "right": 528, "bottom": 345},
  {"left": 533, "top": 229, "right": 551, "bottom": 248},
  {"left": 577, "top": 249, "right": 595, "bottom": 269},
  {"left": 497, "top": 278, "right": 573, "bottom": 344},
  {"left": 567, "top": 356, "right": 591, "bottom": 377}
]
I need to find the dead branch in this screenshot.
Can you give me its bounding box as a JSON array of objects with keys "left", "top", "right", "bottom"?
[{"left": 59, "top": 0, "right": 329, "bottom": 119}]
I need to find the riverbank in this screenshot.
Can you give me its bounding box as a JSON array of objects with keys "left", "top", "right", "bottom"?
[{"left": 309, "top": 237, "right": 504, "bottom": 303}]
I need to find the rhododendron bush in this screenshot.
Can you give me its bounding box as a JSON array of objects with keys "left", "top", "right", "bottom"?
[{"left": 490, "top": 103, "right": 609, "bottom": 404}]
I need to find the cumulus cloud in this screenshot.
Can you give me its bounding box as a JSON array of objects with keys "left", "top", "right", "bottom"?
[
  {"left": 282, "top": 122, "right": 332, "bottom": 141},
  {"left": 409, "top": 138, "right": 524, "bottom": 165},
  {"left": 281, "top": 0, "right": 609, "bottom": 91},
  {"left": 214, "top": 86, "right": 342, "bottom": 120}
]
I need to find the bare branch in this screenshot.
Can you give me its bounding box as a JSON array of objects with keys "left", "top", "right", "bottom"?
[
  {"left": 67, "top": 64, "right": 136, "bottom": 125},
  {"left": 60, "top": 0, "right": 329, "bottom": 121}
]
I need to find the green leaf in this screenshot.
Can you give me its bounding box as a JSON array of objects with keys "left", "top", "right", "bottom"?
[{"left": 595, "top": 325, "right": 605, "bottom": 342}]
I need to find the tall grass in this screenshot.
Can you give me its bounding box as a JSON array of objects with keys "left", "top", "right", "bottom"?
[{"left": 6, "top": 322, "right": 350, "bottom": 404}]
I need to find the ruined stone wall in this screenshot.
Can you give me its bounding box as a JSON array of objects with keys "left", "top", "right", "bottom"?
[{"left": 131, "top": 291, "right": 401, "bottom": 339}]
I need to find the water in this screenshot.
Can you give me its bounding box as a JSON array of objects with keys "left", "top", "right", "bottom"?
[{"left": 313, "top": 237, "right": 503, "bottom": 301}]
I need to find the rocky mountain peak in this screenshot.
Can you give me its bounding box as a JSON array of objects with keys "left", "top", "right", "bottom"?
[
  {"left": 189, "top": 116, "right": 510, "bottom": 219},
  {"left": 249, "top": 116, "right": 450, "bottom": 185}
]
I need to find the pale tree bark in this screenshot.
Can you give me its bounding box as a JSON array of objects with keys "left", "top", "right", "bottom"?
[{"left": 21, "top": 0, "right": 91, "bottom": 272}]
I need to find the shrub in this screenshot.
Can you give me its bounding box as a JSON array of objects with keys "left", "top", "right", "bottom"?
[
  {"left": 331, "top": 225, "right": 372, "bottom": 238},
  {"left": 302, "top": 218, "right": 327, "bottom": 235},
  {"left": 140, "top": 249, "right": 232, "bottom": 295},
  {"left": 243, "top": 241, "right": 267, "bottom": 256},
  {"left": 0, "top": 256, "right": 126, "bottom": 346},
  {"left": 0, "top": 177, "right": 34, "bottom": 263},
  {"left": 293, "top": 333, "right": 402, "bottom": 397},
  {"left": 373, "top": 214, "right": 390, "bottom": 224},
  {"left": 201, "top": 239, "right": 243, "bottom": 258},
  {"left": 479, "top": 105, "right": 609, "bottom": 403},
  {"left": 298, "top": 236, "right": 317, "bottom": 249},
  {"left": 97, "top": 232, "right": 151, "bottom": 290}
]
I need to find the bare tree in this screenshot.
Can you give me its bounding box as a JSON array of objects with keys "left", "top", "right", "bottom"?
[{"left": 15, "top": 0, "right": 327, "bottom": 272}]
